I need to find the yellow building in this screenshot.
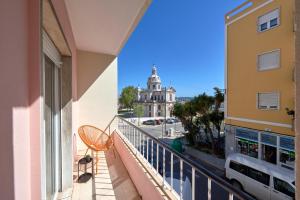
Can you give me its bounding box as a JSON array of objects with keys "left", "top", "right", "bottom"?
[{"left": 225, "top": 0, "right": 295, "bottom": 170}]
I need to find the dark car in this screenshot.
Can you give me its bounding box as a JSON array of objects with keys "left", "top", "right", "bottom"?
[{"left": 142, "top": 120, "right": 156, "bottom": 125}]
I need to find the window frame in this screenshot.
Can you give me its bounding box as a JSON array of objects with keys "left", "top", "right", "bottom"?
[
  {"left": 257, "top": 49, "right": 281, "bottom": 72},
  {"left": 256, "top": 92, "right": 280, "bottom": 110},
  {"left": 257, "top": 8, "right": 280, "bottom": 33}
]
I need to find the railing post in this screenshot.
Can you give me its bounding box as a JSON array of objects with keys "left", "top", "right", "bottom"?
[
  {"left": 133, "top": 128, "right": 135, "bottom": 149},
  {"left": 151, "top": 140, "right": 154, "bottom": 166},
  {"left": 180, "top": 159, "right": 183, "bottom": 200},
  {"left": 192, "top": 167, "right": 195, "bottom": 200},
  {"left": 139, "top": 131, "right": 142, "bottom": 153},
  {"left": 229, "top": 193, "right": 234, "bottom": 200},
  {"left": 163, "top": 148, "right": 165, "bottom": 187},
  {"left": 142, "top": 134, "right": 144, "bottom": 158},
  {"left": 208, "top": 177, "right": 211, "bottom": 200},
  {"left": 146, "top": 137, "right": 149, "bottom": 161},
  {"left": 171, "top": 153, "right": 173, "bottom": 190},
  {"left": 156, "top": 144, "right": 159, "bottom": 174}
]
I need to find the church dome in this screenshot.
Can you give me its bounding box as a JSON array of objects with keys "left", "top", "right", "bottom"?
[
  {"left": 148, "top": 65, "right": 161, "bottom": 84},
  {"left": 147, "top": 65, "right": 162, "bottom": 91}
]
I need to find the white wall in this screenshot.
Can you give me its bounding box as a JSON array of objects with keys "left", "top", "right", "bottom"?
[{"left": 76, "top": 50, "right": 118, "bottom": 150}]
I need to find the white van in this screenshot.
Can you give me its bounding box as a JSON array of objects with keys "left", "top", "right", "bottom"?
[{"left": 225, "top": 153, "right": 295, "bottom": 200}]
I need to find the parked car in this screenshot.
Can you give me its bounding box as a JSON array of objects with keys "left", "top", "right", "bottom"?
[
  {"left": 142, "top": 120, "right": 156, "bottom": 125},
  {"left": 166, "top": 118, "right": 175, "bottom": 124},
  {"left": 159, "top": 119, "right": 165, "bottom": 124},
  {"left": 225, "top": 153, "right": 295, "bottom": 200},
  {"left": 173, "top": 118, "right": 180, "bottom": 123},
  {"left": 155, "top": 119, "right": 161, "bottom": 125}
]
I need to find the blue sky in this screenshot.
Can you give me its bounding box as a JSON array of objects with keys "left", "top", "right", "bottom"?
[{"left": 118, "top": 0, "right": 245, "bottom": 97}]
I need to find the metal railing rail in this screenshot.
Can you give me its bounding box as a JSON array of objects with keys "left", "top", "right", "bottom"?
[{"left": 107, "top": 115, "right": 255, "bottom": 200}]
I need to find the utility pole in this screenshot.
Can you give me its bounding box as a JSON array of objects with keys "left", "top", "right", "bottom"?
[{"left": 164, "top": 87, "right": 167, "bottom": 137}]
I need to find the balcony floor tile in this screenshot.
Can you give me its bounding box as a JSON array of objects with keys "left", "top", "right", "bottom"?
[{"left": 72, "top": 149, "right": 140, "bottom": 200}]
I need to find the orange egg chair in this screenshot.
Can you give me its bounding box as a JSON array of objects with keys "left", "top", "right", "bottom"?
[{"left": 78, "top": 125, "right": 115, "bottom": 174}]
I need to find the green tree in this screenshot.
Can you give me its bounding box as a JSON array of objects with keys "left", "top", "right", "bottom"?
[
  {"left": 210, "top": 87, "right": 224, "bottom": 142},
  {"left": 173, "top": 88, "right": 225, "bottom": 153},
  {"left": 173, "top": 102, "right": 197, "bottom": 145},
  {"left": 133, "top": 104, "right": 144, "bottom": 126},
  {"left": 120, "top": 86, "right": 137, "bottom": 111}
]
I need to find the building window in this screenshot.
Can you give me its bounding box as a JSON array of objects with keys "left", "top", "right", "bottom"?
[
  {"left": 261, "top": 133, "right": 277, "bottom": 164},
  {"left": 158, "top": 96, "right": 160, "bottom": 101},
  {"left": 257, "top": 50, "right": 280, "bottom": 71},
  {"left": 154, "top": 96, "right": 157, "bottom": 100},
  {"left": 149, "top": 105, "right": 151, "bottom": 110},
  {"left": 257, "top": 92, "right": 279, "bottom": 110},
  {"left": 145, "top": 95, "right": 147, "bottom": 100},
  {"left": 158, "top": 105, "right": 161, "bottom": 110},
  {"left": 153, "top": 85, "right": 155, "bottom": 89},
  {"left": 270, "top": 18, "right": 278, "bottom": 27},
  {"left": 235, "top": 128, "right": 258, "bottom": 158},
  {"left": 170, "top": 94, "right": 172, "bottom": 101},
  {"left": 279, "top": 137, "right": 295, "bottom": 169},
  {"left": 258, "top": 9, "right": 280, "bottom": 32}
]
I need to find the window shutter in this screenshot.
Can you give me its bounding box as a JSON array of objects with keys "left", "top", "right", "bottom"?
[
  {"left": 258, "top": 9, "right": 279, "bottom": 25},
  {"left": 258, "top": 93, "right": 279, "bottom": 109},
  {"left": 258, "top": 50, "right": 280, "bottom": 71},
  {"left": 43, "top": 30, "right": 62, "bottom": 66}
]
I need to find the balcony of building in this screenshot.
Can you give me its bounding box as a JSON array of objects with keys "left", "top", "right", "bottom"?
[{"left": 71, "top": 116, "right": 255, "bottom": 200}]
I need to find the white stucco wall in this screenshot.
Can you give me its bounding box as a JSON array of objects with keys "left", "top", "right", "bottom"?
[{"left": 76, "top": 50, "right": 118, "bottom": 150}]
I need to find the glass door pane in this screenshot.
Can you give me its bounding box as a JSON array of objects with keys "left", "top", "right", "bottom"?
[
  {"left": 44, "top": 56, "right": 61, "bottom": 199},
  {"left": 45, "top": 56, "right": 55, "bottom": 199}
]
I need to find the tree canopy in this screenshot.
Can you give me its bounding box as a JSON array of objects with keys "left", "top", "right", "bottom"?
[
  {"left": 119, "top": 86, "right": 138, "bottom": 110},
  {"left": 173, "top": 87, "right": 224, "bottom": 153}
]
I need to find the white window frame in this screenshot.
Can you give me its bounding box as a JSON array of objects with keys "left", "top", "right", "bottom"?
[
  {"left": 257, "top": 49, "right": 281, "bottom": 71},
  {"left": 257, "top": 8, "right": 280, "bottom": 33},
  {"left": 257, "top": 92, "right": 280, "bottom": 110}
]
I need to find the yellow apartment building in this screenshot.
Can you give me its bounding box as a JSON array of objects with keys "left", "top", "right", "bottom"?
[{"left": 225, "top": 0, "right": 295, "bottom": 170}]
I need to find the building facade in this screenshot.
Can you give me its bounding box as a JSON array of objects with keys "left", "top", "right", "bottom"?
[
  {"left": 137, "top": 66, "right": 176, "bottom": 117},
  {"left": 225, "top": 0, "right": 295, "bottom": 170}
]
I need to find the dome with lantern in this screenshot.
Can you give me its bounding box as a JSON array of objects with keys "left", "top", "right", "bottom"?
[{"left": 147, "top": 65, "right": 161, "bottom": 91}]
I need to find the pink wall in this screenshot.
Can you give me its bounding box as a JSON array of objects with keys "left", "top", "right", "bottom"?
[
  {"left": 0, "top": 0, "right": 38, "bottom": 199},
  {"left": 0, "top": 0, "right": 76, "bottom": 199},
  {"left": 113, "top": 132, "right": 164, "bottom": 200}
]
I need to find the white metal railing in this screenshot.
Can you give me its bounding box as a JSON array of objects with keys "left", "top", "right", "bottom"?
[{"left": 107, "top": 116, "right": 255, "bottom": 200}]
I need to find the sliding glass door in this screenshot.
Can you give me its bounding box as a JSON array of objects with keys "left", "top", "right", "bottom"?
[{"left": 44, "top": 55, "right": 61, "bottom": 199}]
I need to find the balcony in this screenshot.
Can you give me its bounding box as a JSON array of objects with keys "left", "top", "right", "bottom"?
[{"left": 72, "top": 116, "right": 255, "bottom": 200}]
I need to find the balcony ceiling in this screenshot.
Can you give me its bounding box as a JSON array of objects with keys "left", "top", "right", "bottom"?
[{"left": 64, "top": 0, "right": 151, "bottom": 55}]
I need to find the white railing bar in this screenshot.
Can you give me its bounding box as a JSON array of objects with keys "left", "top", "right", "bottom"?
[
  {"left": 146, "top": 137, "right": 149, "bottom": 163},
  {"left": 180, "top": 159, "right": 183, "bottom": 200},
  {"left": 229, "top": 193, "right": 234, "bottom": 200},
  {"left": 208, "top": 177, "right": 211, "bottom": 200},
  {"left": 163, "top": 147, "right": 165, "bottom": 187},
  {"left": 156, "top": 143, "right": 159, "bottom": 175},
  {"left": 171, "top": 153, "right": 173, "bottom": 190},
  {"left": 192, "top": 167, "right": 195, "bottom": 200},
  {"left": 151, "top": 140, "right": 154, "bottom": 166}
]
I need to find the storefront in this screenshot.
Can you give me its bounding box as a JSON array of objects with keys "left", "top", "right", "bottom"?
[{"left": 234, "top": 128, "right": 295, "bottom": 170}]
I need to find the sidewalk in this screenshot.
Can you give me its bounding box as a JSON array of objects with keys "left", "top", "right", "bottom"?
[{"left": 184, "top": 145, "right": 225, "bottom": 172}]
